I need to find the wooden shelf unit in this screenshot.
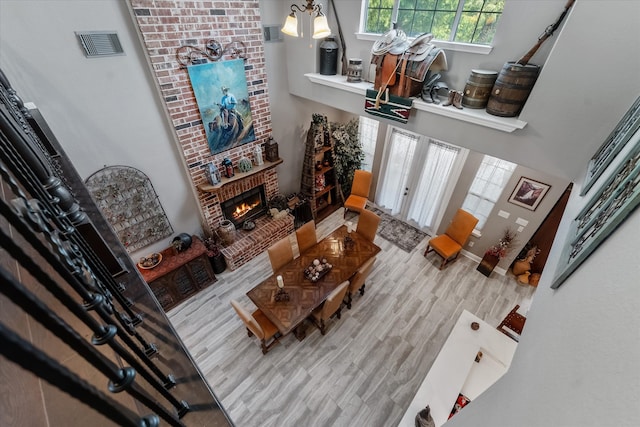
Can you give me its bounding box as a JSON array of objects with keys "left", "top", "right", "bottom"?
[{"left": 300, "top": 116, "right": 343, "bottom": 222}]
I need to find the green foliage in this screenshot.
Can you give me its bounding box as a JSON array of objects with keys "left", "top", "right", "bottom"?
[
  {"left": 330, "top": 118, "right": 363, "bottom": 198},
  {"left": 365, "top": 0, "right": 503, "bottom": 43}
]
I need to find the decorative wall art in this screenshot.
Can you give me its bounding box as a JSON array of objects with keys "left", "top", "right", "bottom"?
[
  {"left": 85, "top": 166, "right": 173, "bottom": 252},
  {"left": 552, "top": 127, "right": 640, "bottom": 289},
  {"left": 187, "top": 59, "right": 255, "bottom": 154},
  {"left": 581, "top": 95, "right": 640, "bottom": 195},
  {"left": 508, "top": 177, "right": 550, "bottom": 211}
]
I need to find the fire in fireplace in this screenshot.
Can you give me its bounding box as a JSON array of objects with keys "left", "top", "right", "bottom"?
[{"left": 221, "top": 185, "right": 267, "bottom": 228}]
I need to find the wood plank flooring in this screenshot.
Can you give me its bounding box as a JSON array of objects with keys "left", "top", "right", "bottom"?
[{"left": 168, "top": 208, "right": 536, "bottom": 427}]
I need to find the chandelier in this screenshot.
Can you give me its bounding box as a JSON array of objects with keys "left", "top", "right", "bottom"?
[{"left": 281, "top": 0, "right": 331, "bottom": 39}]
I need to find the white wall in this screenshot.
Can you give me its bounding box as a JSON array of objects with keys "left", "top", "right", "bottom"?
[
  {"left": 446, "top": 161, "right": 640, "bottom": 426},
  {"left": 283, "top": 0, "right": 640, "bottom": 183},
  {"left": 0, "top": 0, "right": 203, "bottom": 259}
]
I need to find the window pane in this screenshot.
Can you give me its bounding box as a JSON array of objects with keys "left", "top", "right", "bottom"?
[
  {"left": 472, "top": 12, "right": 500, "bottom": 44},
  {"left": 462, "top": 154, "right": 516, "bottom": 230},
  {"left": 432, "top": 11, "right": 455, "bottom": 40},
  {"left": 359, "top": 116, "right": 379, "bottom": 172},
  {"left": 364, "top": 0, "right": 502, "bottom": 45}
]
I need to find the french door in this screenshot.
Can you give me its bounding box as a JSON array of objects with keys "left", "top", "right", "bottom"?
[{"left": 375, "top": 127, "right": 466, "bottom": 232}]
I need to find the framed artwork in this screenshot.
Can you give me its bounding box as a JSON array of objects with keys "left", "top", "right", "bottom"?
[
  {"left": 581, "top": 95, "right": 640, "bottom": 195},
  {"left": 552, "top": 137, "right": 640, "bottom": 288},
  {"left": 187, "top": 59, "right": 255, "bottom": 154},
  {"left": 508, "top": 177, "right": 551, "bottom": 211}
]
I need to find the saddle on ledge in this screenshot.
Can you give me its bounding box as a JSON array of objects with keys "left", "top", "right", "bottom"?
[{"left": 371, "top": 32, "right": 448, "bottom": 99}]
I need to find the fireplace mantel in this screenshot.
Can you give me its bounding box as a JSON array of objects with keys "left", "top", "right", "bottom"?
[{"left": 198, "top": 158, "right": 283, "bottom": 194}]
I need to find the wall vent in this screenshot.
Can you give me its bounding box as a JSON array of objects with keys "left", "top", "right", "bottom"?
[
  {"left": 263, "top": 25, "right": 283, "bottom": 43},
  {"left": 75, "top": 31, "right": 124, "bottom": 57}
]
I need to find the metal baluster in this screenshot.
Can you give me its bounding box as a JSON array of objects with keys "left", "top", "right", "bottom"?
[
  {"left": 0, "top": 323, "right": 158, "bottom": 427},
  {"left": 0, "top": 265, "right": 185, "bottom": 427},
  {"left": 0, "top": 144, "right": 171, "bottom": 385},
  {"left": 0, "top": 204, "right": 187, "bottom": 416}
]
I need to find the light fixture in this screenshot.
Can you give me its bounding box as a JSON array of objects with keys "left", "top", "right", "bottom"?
[{"left": 281, "top": 0, "right": 331, "bottom": 39}]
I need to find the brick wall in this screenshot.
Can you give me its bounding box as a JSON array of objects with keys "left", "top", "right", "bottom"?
[{"left": 129, "top": 0, "right": 276, "bottom": 234}]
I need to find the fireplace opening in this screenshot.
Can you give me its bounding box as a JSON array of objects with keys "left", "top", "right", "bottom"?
[{"left": 221, "top": 185, "right": 268, "bottom": 228}]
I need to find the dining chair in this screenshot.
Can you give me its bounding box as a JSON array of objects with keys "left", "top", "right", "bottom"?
[
  {"left": 344, "top": 170, "right": 372, "bottom": 218},
  {"left": 356, "top": 209, "right": 380, "bottom": 242},
  {"left": 230, "top": 300, "right": 280, "bottom": 354},
  {"left": 345, "top": 256, "right": 376, "bottom": 309},
  {"left": 267, "top": 236, "right": 294, "bottom": 273},
  {"left": 497, "top": 304, "right": 527, "bottom": 342},
  {"left": 424, "top": 208, "right": 478, "bottom": 269},
  {"left": 295, "top": 220, "right": 317, "bottom": 254},
  {"left": 309, "top": 280, "right": 350, "bottom": 335}
]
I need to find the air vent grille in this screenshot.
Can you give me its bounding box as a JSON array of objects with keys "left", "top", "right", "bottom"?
[{"left": 76, "top": 31, "right": 124, "bottom": 57}]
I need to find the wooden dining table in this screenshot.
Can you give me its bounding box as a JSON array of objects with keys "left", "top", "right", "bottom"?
[{"left": 247, "top": 225, "right": 381, "bottom": 340}]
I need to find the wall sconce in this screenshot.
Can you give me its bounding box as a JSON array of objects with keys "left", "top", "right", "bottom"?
[{"left": 281, "top": 0, "right": 331, "bottom": 39}]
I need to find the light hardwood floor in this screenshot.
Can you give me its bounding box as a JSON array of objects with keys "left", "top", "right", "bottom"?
[{"left": 168, "top": 208, "right": 536, "bottom": 427}]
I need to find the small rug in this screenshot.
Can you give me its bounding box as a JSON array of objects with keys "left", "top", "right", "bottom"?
[{"left": 348, "top": 204, "right": 429, "bottom": 252}]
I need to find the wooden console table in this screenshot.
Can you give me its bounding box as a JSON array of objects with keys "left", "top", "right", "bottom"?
[{"left": 138, "top": 236, "right": 217, "bottom": 311}]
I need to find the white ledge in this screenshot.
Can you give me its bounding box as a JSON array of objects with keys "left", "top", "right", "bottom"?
[{"left": 305, "top": 73, "right": 527, "bottom": 133}]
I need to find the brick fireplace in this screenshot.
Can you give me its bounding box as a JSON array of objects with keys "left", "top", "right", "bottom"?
[
  {"left": 129, "top": 1, "right": 287, "bottom": 269},
  {"left": 200, "top": 164, "right": 294, "bottom": 270}
]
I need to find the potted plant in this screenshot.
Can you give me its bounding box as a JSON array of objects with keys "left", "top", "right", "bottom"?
[
  {"left": 330, "top": 117, "right": 363, "bottom": 199},
  {"left": 477, "top": 228, "right": 517, "bottom": 277},
  {"left": 203, "top": 232, "right": 226, "bottom": 274}
]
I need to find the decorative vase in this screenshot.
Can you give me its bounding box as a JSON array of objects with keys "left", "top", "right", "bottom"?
[
  {"left": 476, "top": 253, "right": 499, "bottom": 277},
  {"left": 171, "top": 233, "right": 192, "bottom": 252},
  {"left": 512, "top": 259, "right": 531, "bottom": 276},
  {"left": 218, "top": 220, "right": 236, "bottom": 245},
  {"left": 238, "top": 156, "right": 253, "bottom": 173},
  {"left": 210, "top": 253, "right": 227, "bottom": 274}
]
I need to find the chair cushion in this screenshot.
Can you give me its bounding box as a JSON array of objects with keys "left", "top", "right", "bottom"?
[
  {"left": 253, "top": 308, "right": 279, "bottom": 341},
  {"left": 446, "top": 209, "right": 479, "bottom": 246},
  {"left": 350, "top": 170, "right": 372, "bottom": 198},
  {"left": 295, "top": 220, "right": 317, "bottom": 254},
  {"left": 428, "top": 234, "right": 462, "bottom": 258},
  {"left": 356, "top": 210, "right": 380, "bottom": 242},
  {"left": 344, "top": 194, "right": 368, "bottom": 212}
]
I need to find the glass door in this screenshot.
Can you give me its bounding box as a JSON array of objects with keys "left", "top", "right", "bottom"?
[{"left": 375, "top": 127, "right": 465, "bottom": 231}]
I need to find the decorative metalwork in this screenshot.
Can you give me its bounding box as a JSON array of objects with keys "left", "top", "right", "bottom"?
[
  {"left": 176, "top": 39, "right": 246, "bottom": 67},
  {"left": 552, "top": 135, "right": 640, "bottom": 288},
  {"left": 582, "top": 95, "right": 640, "bottom": 195},
  {"left": 85, "top": 166, "right": 173, "bottom": 252}
]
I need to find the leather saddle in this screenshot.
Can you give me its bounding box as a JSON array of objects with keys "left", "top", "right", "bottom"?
[{"left": 372, "top": 33, "right": 448, "bottom": 98}]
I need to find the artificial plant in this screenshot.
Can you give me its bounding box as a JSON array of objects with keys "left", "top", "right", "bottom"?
[{"left": 330, "top": 118, "right": 363, "bottom": 198}]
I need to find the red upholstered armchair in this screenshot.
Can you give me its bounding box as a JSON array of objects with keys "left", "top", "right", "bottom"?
[
  {"left": 424, "top": 209, "right": 478, "bottom": 269},
  {"left": 344, "top": 170, "right": 372, "bottom": 218}
]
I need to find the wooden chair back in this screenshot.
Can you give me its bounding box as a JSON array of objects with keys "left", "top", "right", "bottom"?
[
  {"left": 497, "top": 304, "right": 527, "bottom": 341},
  {"left": 230, "top": 299, "right": 264, "bottom": 340},
  {"left": 295, "top": 220, "right": 317, "bottom": 254},
  {"left": 356, "top": 209, "right": 381, "bottom": 242},
  {"left": 350, "top": 170, "right": 372, "bottom": 198},
  {"left": 318, "top": 280, "right": 350, "bottom": 321},
  {"left": 445, "top": 208, "right": 479, "bottom": 246},
  {"left": 267, "top": 236, "right": 294, "bottom": 273}
]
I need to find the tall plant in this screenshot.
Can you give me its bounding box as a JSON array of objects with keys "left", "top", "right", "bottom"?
[{"left": 330, "top": 118, "right": 363, "bottom": 198}]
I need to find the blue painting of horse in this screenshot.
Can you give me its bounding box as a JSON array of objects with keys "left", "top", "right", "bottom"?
[{"left": 187, "top": 59, "right": 256, "bottom": 154}]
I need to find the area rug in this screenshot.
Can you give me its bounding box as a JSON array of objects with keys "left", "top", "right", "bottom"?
[{"left": 348, "top": 204, "right": 429, "bottom": 252}]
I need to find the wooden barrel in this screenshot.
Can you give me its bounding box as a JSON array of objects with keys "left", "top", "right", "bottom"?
[
  {"left": 461, "top": 69, "right": 498, "bottom": 109},
  {"left": 486, "top": 62, "right": 540, "bottom": 117}
]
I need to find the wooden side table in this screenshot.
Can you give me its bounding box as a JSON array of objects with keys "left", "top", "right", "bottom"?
[
  {"left": 476, "top": 253, "right": 500, "bottom": 277},
  {"left": 138, "top": 236, "right": 217, "bottom": 311}
]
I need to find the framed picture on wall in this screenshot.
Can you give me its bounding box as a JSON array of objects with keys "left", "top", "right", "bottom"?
[
  {"left": 508, "top": 177, "right": 551, "bottom": 211},
  {"left": 187, "top": 58, "right": 256, "bottom": 154}
]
